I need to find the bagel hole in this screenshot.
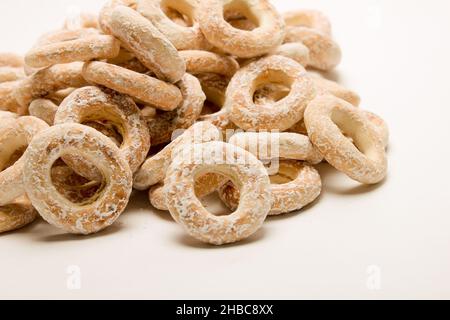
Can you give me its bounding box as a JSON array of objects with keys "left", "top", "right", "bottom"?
[
  {"left": 269, "top": 161, "right": 300, "bottom": 184},
  {"left": 224, "top": 0, "right": 260, "bottom": 30},
  {"left": 0, "top": 134, "right": 27, "bottom": 171},
  {"left": 82, "top": 120, "right": 123, "bottom": 148},
  {"left": 162, "top": 0, "right": 194, "bottom": 27},
  {"left": 201, "top": 100, "right": 222, "bottom": 116},
  {"left": 331, "top": 108, "right": 378, "bottom": 159},
  {"left": 51, "top": 159, "right": 104, "bottom": 205}
]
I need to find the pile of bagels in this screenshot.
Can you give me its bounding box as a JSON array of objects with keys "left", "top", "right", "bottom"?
[{"left": 0, "top": 0, "right": 389, "bottom": 246}]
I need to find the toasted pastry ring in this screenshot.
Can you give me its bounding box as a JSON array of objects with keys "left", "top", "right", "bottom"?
[
  {"left": 198, "top": 0, "right": 285, "bottom": 58},
  {"left": 109, "top": 5, "right": 185, "bottom": 83},
  {"left": 23, "top": 123, "right": 133, "bottom": 235},
  {"left": 0, "top": 116, "right": 49, "bottom": 206},
  {"left": 283, "top": 10, "right": 332, "bottom": 36},
  {"left": 55, "top": 86, "right": 150, "bottom": 177},
  {"left": 284, "top": 26, "right": 341, "bottom": 71},
  {"left": 99, "top": 0, "right": 137, "bottom": 34},
  {"left": 164, "top": 141, "right": 272, "bottom": 245},
  {"left": 147, "top": 73, "right": 205, "bottom": 145},
  {"left": 25, "top": 34, "right": 120, "bottom": 68},
  {"left": 0, "top": 81, "right": 25, "bottom": 114},
  {"left": 219, "top": 160, "right": 321, "bottom": 215},
  {"left": 180, "top": 50, "right": 240, "bottom": 77},
  {"left": 365, "top": 111, "right": 389, "bottom": 148},
  {"left": 310, "top": 73, "right": 361, "bottom": 106},
  {"left": 29, "top": 99, "right": 58, "bottom": 125},
  {"left": 134, "top": 122, "right": 221, "bottom": 190},
  {"left": 0, "top": 196, "right": 38, "bottom": 234},
  {"left": 82, "top": 61, "right": 182, "bottom": 111},
  {"left": 227, "top": 55, "right": 315, "bottom": 131},
  {"left": 0, "top": 53, "right": 24, "bottom": 68},
  {"left": 272, "top": 42, "right": 310, "bottom": 67},
  {"left": 229, "top": 132, "right": 323, "bottom": 164},
  {"left": 137, "top": 0, "right": 211, "bottom": 50},
  {"left": 304, "top": 95, "right": 387, "bottom": 184},
  {"left": 0, "top": 67, "right": 25, "bottom": 83}
]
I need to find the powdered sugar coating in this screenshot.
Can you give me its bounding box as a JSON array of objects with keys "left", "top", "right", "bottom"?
[
  {"left": 29, "top": 99, "right": 59, "bottom": 125},
  {"left": 180, "top": 50, "right": 240, "bottom": 77}
]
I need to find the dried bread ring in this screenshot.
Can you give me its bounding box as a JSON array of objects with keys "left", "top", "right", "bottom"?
[
  {"left": 147, "top": 73, "right": 205, "bottom": 146},
  {"left": 304, "top": 95, "right": 387, "bottom": 184},
  {"left": 229, "top": 132, "right": 323, "bottom": 164},
  {"left": 365, "top": 111, "right": 389, "bottom": 148},
  {"left": 284, "top": 26, "right": 341, "bottom": 71},
  {"left": 309, "top": 73, "right": 361, "bottom": 106},
  {"left": 0, "top": 67, "right": 25, "bottom": 83},
  {"left": 29, "top": 99, "right": 58, "bottom": 125},
  {"left": 82, "top": 61, "right": 182, "bottom": 111},
  {"left": 219, "top": 160, "right": 322, "bottom": 215},
  {"left": 0, "top": 80, "right": 25, "bottom": 114},
  {"left": 109, "top": 5, "right": 185, "bottom": 83},
  {"left": 25, "top": 34, "right": 120, "bottom": 69},
  {"left": 284, "top": 10, "right": 332, "bottom": 36},
  {"left": 149, "top": 173, "right": 227, "bottom": 211},
  {"left": 0, "top": 196, "right": 38, "bottom": 234},
  {"left": 0, "top": 53, "right": 24, "bottom": 68},
  {"left": 227, "top": 55, "right": 315, "bottom": 131},
  {"left": 0, "top": 116, "right": 49, "bottom": 206},
  {"left": 180, "top": 50, "right": 240, "bottom": 77},
  {"left": 137, "top": 0, "right": 211, "bottom": 50},
  {"left": 14, "top": 62, "right": 88, "bottom": 110},
  {"left": 55, "top": 86, "right": 151, "bottom": 178},
  {"left": 198, "top": 0, "right": 285, "bottom": 58},
  {"left": 22, "top": 123, "right": 133, "bottom": 235},
  {"left": 99, "top": 0, "right": 137, "bottom": 34},
  {"left": 134, "top": 122, "right": 221, "bottom": 190},
  {"left": 272, "top": 42, "right": 310, "bottom": 67},
  {"left": 164, "top": 141, "right": 272, "bottom": 245}
]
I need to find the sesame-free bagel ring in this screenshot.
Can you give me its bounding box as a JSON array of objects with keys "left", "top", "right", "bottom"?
[
  {"left": 134, "top": 122, "right": 221, "bottom": 190},
  {"left": 146, "top": 73, "right": 206, "bottom": 146},
  {"left": 180, "top": 50, "right": 240, "bottom": 78},
  {"left": 23, "top": 124, "right": 132, "bottom": 235},
  {"left": 272, "top": 42, "right": 310, "bottom": 67},
  {"left": 29, "top": 99, "right": 59, "bottom": 125},
  {"left": 137, "top": 0, "right": 211, "bottom": 50},
  {"left": 284, "top": 9, "right": 332, "bottom": 36},
  {"left": 229, "top": 132, "right": 323, "bottom": 164},
  {"left": 82, "top": 61, "right": 182, "bottom": 111},
  {"left": 198, "top": 0, "right": 285, "bottom": 58},
  {"left": 55, "top": 86, "right": 151, "bottom": 177},
  {"left": 219, "top": 160, "right": 322, "bottom": 215},
  {"left": 164, "top": 141, "right": 272, "bottom": 245},
  {"left": 0, "top": 196, "right": 38, "bottom": 234},
  {"left": 227, "top": 55, "right": 315, "bottom": 131},
  {"left": 25, "top": 33, "right": 120, "bottom": 69},
  {"left": 284, "top": 26, "right": 341, "bottom": 71},
  {"left": 99, "top": 0, "right": 137, "bottom": 34},
  {"left": 109, "top": 5, "right": 185, "bottom": 83},
  {"left": 304, "top": 95, "right": 388, "bottom": 184},
  {"left": 0, "top": 116, "right": 49, "bottom": 206},
  {"left": 0, "top": 81, "right": 24, "bottom": 114}
]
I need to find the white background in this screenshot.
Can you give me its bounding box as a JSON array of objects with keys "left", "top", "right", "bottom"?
[{"left": 1, "top": 0, "right": 450, "bottom": 299}]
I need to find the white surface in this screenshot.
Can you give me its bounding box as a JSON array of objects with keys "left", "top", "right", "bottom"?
[{"left": 1, "top": 0, "right": 450, "bottom": 300}]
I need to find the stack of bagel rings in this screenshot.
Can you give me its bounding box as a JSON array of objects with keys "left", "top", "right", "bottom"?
[{"left": 0, "top": 0, "right": 389, "bottom": 245}]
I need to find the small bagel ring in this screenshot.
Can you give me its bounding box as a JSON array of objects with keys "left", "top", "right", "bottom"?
[
  {"left": 310, "top": 73, "right": 361, "bottom": 107},
  {"left": 64, "top": 12, "right": 99, "bottom": 30},
  {"left": 229, "top": 132, "right": 323, "bottom": 164},
  {"left": 146, "top": 73, "right": 206, "bottom": 146},
  {"left": 134, "top": 121, "right": 221, "bottom": 190},
  {"left": 82, "top": 61, "right": 182, "bottom": 111},
  {"left": 164, "top": 141, "right": 272, "bottom": 245},
  {"left": 55, "top": 86, "right": 151, "bottom": 176},
  {"left": 0, "top": 196, "right": 38, "bottom": 234},
  {"left": 284, "top": 26, "right": 341, "bottom": 71},
  {"left": 304, "top": 95, "right": 388, "bottom": 184},
  {"left": 0, "top": 116, "right": 49, "bottom": 206},
  {"left": 23, "top": 123, "right": 133, "bottom": 235},
  {"left": 219, "top": 160, "right": 322, "bottom": 215},
  {"left": 0, "top": 80, "right": 24, "bottom": 114},
  {"left": 109, "top": 5, "right": 186, "bottom": 83},
  {"left": 29, "top": 99, "right": 59, "bottom": 125},
  {"left": 272, "top": 42, "right": 310, "bottom": 67},
  {"left": 137, "top": 0, "right": 211, "bottom": 50},
  {"left": 25, "top": 34, "right": 120, "bottom": 69},
  {"left": 198, "top": 0, "right": 285, "bottom": 58},
  {"left": 180, "top": 50, "right": 240, "bottom": 78},
  {"left": 0, "top": 67, "right": 25, "bottom": 83},
  {"left": 227, "top": 55, "right": 315, "bottom": 131},
  {"left": 365, "top": 111, "right": 389, "bottom": 148},
  {"left": 0, "top": 53, "right": 24, "bottom": 68},
  {"left": 99, "top": 0, "right": 137, "bottom": 35},
  {"left": 284, "top": 10, "right": 332, "bottom": 36}
]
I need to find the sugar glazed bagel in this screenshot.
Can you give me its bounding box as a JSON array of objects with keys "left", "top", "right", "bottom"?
[
  {"left": 197, "top": 0, "right": 285, "bottom": 58},
  {"left": 229, "top": 132, "right": 323, "bottom": 164},
  {"left": 23, "top": 124, "right": 133, "bottom": 235},
  {"left": 137, "top": 0, "right": 211, "bottom": 50},
  {"left": 219, "top": 160, "right": 322, "bottom": 215},
  {"left": 180, "top": 50, "right": 240, "bottom": 77},
  {"left": 0, "top": 116, "right": 49, "bottom": 206},
  {"left": 227, "top": 55, "right": 315, "bottom": 131},
  {"left": 29, "top": 99, "right": 59, "bottom": 125},
  {"left": 82, "top": 61, "right": 183, "bottom": 111},
  {"left": 164, "top": 141, "right": 272, "bottom": 245},
  {"left": 54, "top": 86, "right": 151, "bottom": 176},
  {"left": 146, "top": 73, "right": 206, "bottom": 145},
  {"left": 109, "top": 5, "right": 186, "bottom": 83},
  {"left": 134, "top": 121, "right": 221, "bottom": 190},
  {"left": 304, "top": 95, "right": 388, "bottom": 184},
  {"left": 0, "top": 196, "right": 38, "bottom": 234}
]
